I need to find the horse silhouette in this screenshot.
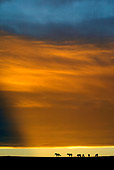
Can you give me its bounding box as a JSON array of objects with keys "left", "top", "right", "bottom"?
[
  {"left": 95, "top": 154, "right": 98, "bottom": 157},
  {"left": 55, "top": 153, "right": 61, "bottom": 157},
  {"left": 67, "top": 153, "right": 73, "bottom": 157},
  {"left": 77, "top": 154, "right": 81, "bottom": 157}
]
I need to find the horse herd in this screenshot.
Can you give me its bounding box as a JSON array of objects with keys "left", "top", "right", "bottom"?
[{"left": 55, "top": 153, "right": 98, "bottom": 157}]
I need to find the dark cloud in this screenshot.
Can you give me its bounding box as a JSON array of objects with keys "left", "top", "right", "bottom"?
[
  {"left": 0, "top": 0, "right": 12, "bottom": 4},
  {"left": 0, "top": 92, "right": 24, "bottom": 146},
  {"left": 0, "top": 0, "right": 114, "bottom": 41},
  {"left": 1, "top": 18, "right": 114, "bottom": 42}
]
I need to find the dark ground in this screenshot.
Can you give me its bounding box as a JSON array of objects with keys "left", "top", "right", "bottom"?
[{"left": 0, "top": 156, "right": 113, "bottom": 168}]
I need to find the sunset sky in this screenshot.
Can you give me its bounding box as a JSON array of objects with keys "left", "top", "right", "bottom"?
[{"left": 0, "top": 0, "right": 114, "bottom": 156}]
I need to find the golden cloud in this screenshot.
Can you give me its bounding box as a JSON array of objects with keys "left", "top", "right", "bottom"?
[{"left": 0, "top": 34, "right": 114, "bottom": 147}]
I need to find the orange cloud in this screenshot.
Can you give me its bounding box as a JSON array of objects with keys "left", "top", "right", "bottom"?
[{"left": 0, "top": 34, "right": 114, "bottom": 147}]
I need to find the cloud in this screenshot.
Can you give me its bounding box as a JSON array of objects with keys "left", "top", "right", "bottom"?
[
  {"left": 0, "top": 92, "right": 24, "bottom": 146},
  {"left": 0, "top": 34, "right": 114, "bottom": 146},
  {"left": 0, "top": 0, "right": 114, "bottom": 147},
  {"left": 0, "top": 0, "right": 114, "bottom": 41}
]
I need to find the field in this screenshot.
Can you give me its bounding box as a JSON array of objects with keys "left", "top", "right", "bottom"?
[{"left": 0, "top": 156, "right": 113, "bottom": 167}]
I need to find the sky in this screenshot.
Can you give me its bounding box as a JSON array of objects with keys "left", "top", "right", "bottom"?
[{"left": 0, "top": 0, "right": 114, "bottom": 156}]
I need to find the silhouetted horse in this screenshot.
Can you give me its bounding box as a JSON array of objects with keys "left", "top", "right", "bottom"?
[
  {"left": 55, "top": 153, "right": 61, "bottom": 157},
  {"left": 77, "top": 154, "right": 81, "bottom": 157},
  {"left": 67, "top": 153, "right": 73, "bottom": 157},
  {"left": 95, "top": 154, "right": 98, "bottom": 157}
]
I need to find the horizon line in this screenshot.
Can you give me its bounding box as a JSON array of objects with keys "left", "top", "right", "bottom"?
[{"left": 0, "top": 146, "right": 114, "bottom": 149}]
